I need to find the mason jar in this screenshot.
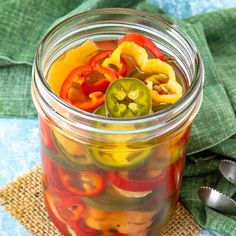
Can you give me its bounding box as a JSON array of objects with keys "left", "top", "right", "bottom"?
[{"left": 32, "top": 8, "right": 204, "bottom": 236}]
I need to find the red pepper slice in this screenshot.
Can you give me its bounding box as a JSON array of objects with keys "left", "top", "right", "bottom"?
[
  {"left": 57, "top": 197, "right": 84, "bottom": 222},
  {"left": 44, "top": 191, "right": 69, "bottom": 236},
  {"left": 168, "top": 154, "right": 186, "bottom": 205},
  {"left": 119, "top": 57, "right": 128, "bottom": 77},
  {"left": 108, "top": 168, "right": 167, "bottom": 192},
  {"left": 58, "top": 167, "right": 106, "bottom": 197},
  {"left": 81, "top": 78, "right": 110, "bottom": 95},
  {"left": 45, "top": 189, "right": 84, "bottom": 223},
  {"left": 89, "top": 50, "right": 127, "bottom": 76},
  {"left": 60, "top": 65, "right": 118, "bottom": 112},
  {"left": 39, "top": 117, "right": 55, "bottom": 151},
  {"left": 42, "top": 153, "right": 63, "bottom": 189},
  {"left": 89, "top": 50, "right": 112, "bottom": 65},
  {"left": 118, "top": 33, "right": 166, "bottom": 61},
  {"left": 73, "top": 91, "right": 105, "bottom": 112},
  {"left": 108, "top": 157, "right": 185, "bottom": 194}
]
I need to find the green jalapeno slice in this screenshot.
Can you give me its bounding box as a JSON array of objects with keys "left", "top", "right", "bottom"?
[
  {"left": 105, "top": 77, "right": 152, "bottom": 118},
  {"left": 87, "top": 144, "right": 152, "bottom": 170},
  {"left": 94, "top": 104, "right": 108, "bottom": 116}
]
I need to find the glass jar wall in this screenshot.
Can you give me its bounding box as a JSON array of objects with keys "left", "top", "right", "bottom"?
[{"left": 32, "top": 8, "right": 204, "bottom": 236}]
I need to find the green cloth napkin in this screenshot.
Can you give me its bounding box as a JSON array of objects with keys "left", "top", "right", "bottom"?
[{"left": 0, "top": 0, "right": 236, "bottom": 235}]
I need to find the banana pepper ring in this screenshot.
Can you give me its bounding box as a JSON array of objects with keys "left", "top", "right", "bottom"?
[
  {"left": 102, "top": 41, "right": 148, "bottom": 69},
  {"left": 141, "top": 58, "right": 176, "bottom": 81},
  {"left": 102, "top": 42, "right": 176, "bottom": 81},
  {"left": 150, "top": 79, "right": 183, "bottom": 104}
]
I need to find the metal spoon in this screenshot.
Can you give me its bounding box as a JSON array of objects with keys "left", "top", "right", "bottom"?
[
  {"left": 219, "top": 159, "right": 236, "bottom": 186},
  {"left": 198, "top": 186, "right": 236, "bottom": 215}
]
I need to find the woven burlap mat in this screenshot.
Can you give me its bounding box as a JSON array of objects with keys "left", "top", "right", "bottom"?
[{"left": 0, "top": 166, "right": 201, "bottom": 236}]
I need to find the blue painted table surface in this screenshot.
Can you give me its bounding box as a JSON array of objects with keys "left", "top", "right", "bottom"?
[{"left": 1, "top": 0, "right": 235, "bottom": 235}]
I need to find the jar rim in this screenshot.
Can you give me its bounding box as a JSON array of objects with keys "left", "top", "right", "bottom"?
[{"left": 33, "top": 8, "right": 204, "bottom": 134}]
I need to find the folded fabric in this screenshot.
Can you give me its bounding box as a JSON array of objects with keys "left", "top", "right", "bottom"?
[{"left": 0, "top": 0, "right": 235, "bottom": 235}]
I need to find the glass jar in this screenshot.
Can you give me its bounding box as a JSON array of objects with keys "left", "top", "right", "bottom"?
[{"left": 32, "top": 8, "right": 204, "bottom": 236}]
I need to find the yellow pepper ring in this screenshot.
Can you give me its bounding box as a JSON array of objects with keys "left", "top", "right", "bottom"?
[
  {"left": 86, "top": 206, "right": 156, "bottom": 223},
  {"left": 102, "top": 41, "right": 148, "bottom": 69},
  {"left": 151, "top": 80, "right": 183, "bottom": 104},
  {"left": 84, "top": 213, "right": 153, "bottom": 234},
  {"left": 141, "top": 58, "right": 176, "bottom": 81},
  {"left": 102, "top": 42, "right": 176, "bottom": 81}
]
